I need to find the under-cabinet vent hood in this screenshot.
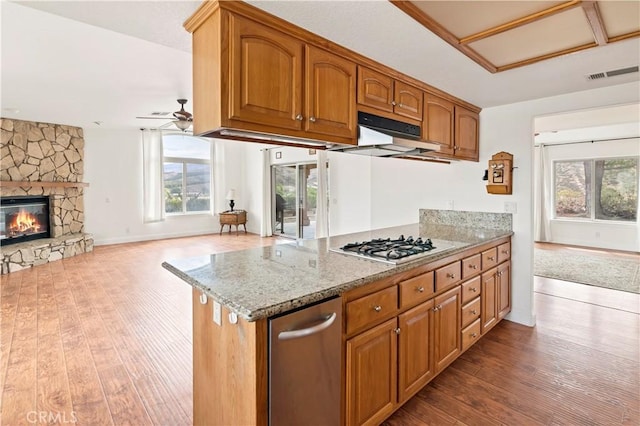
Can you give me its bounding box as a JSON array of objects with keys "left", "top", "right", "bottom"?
[{"left": 328, "top": 112, "right": 441, "bottom": 159}]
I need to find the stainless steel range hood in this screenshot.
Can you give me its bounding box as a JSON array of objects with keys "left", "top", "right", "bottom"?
[{"left": 328, "top": 112, "right": 441, "bottom": 158}]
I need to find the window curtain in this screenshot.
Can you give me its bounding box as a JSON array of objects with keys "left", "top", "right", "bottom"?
[
  {"left": 534, "top": 144, "right": 551, "bottom": 241},
  {"left": 261, "top": 149, "right": 273, "bottom": 237},
  {"left": 142, "top": 129, "right": 165, "bottom": 223},
  {"left": 315, "top": 150, "right": 329, "bottom": 238}
]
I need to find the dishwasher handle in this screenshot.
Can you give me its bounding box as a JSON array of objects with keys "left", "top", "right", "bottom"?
[{"left": 278, "top": 312, "right": 337, "bottom": 340}]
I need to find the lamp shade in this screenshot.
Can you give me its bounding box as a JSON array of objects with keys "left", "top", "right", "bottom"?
[{"left": 225, "top": 189, "right": 236, "bottom": 200}]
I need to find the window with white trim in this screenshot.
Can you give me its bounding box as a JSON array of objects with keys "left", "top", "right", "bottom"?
[
  {"left": 163, "top": 134, "right": 212, "bottom": 215},
  {"left": 554, "top": 157, "right": 638, "bottom": 222}
]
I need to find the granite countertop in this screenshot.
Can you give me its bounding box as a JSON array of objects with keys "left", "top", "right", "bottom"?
[{"left": 162, "top": 223, "right": 513, "bottom": 322}]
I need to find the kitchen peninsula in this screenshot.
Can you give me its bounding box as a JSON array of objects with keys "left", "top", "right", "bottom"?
[{"left": 163, "top": 211, "right": 513, "bottom": 426}]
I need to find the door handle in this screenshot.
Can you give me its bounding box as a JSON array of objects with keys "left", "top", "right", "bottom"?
[{"left": 278, "top": 313, "right": 337, "bottom": 340}]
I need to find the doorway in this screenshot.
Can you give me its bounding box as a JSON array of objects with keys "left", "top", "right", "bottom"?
[{"left": 272, "top": 162, "right": 322, "bottom": 239}]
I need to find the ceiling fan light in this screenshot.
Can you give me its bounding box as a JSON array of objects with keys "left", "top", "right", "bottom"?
[{"left": 174, "top": 120, "right": 191, "bottom": 131}]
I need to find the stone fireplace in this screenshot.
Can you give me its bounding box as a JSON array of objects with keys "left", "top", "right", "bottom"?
[{"left": 1, "top": 118, "right": 93, "bottom": 273}]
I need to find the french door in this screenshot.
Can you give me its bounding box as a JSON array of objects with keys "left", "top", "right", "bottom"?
[{"left": 272, "top": 162, "right": 324, "bottom": 239}]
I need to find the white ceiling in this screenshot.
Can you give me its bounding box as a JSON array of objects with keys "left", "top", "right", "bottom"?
[{"left": 2, "top": 0, "right": 639, "bottom": 131}]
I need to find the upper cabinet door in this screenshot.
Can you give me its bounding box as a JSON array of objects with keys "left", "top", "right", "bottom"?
[
  {"left": 393, "top": 81, "right": 423, "bottom": 121},
  {"left": 454, "top": 106, "right": 480, "bottom": 161},
  {"left": 424, "top": 93, "right": 454, "bottom": 155},
  {"left": 305, "top": 46, "right": 357, "bottom": 138},
  {"left": 229, "top": 15, "right": 304, "bottom": 130},
  {"left": 357, "top": 66, "right": 393, "bottom": 113}
]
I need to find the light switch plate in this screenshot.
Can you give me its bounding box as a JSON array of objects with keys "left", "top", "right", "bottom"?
[{"left": 213, "top": 301, "right": 221, "bottom": 325}]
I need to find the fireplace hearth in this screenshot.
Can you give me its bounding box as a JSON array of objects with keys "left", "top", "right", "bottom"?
[{"left": 1, "top": 196, "right": 51, "bottom": 246}]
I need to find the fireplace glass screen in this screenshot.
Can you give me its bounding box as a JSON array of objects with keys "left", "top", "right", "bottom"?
[{"left": 0, "top": 196, "right": 50, "bottom": 246}]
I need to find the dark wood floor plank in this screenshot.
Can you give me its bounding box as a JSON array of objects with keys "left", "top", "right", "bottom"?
[
  {"left": 428, "top": 366, "right": 550, "bottom": 425},
  {"left": 414, "top": 387, "right": 501, "bottom": 426}
]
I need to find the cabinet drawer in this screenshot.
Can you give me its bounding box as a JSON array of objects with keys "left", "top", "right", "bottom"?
[
  {"left": 346, "top": 286, "right": 398, "bottom": 335},
  {"left": 498, "top": 242, "right": 511, "bottom": 264},
  {"left": 461, "top": 297, "right": 481, "bottom": 328},
  {"left": 399, "top": 271, "right": 434, "bottom": 309},
  {"left": 435, "top": 261, "right": 461, "bottom": 292},
  {"left": 461, "top": 276, "right": 481, "bottom": 305},
  {"left": 461, "top": 318, "right": 481, "bottom": 352},
  {"left": 462, "top": 254, "right": 481, "bottom": 280},
  {"left": 482, "top": 247, "right": 498, "bottom": 270}
]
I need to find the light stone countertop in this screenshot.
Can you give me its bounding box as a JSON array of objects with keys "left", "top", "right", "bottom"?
[{"left": 162, "top": 223, "right": 512, "bottom": 321}]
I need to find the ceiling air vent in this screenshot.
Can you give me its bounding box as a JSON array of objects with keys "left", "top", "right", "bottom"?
[{"left": 586, "top": 66, "right": 639, "bottom": 81}]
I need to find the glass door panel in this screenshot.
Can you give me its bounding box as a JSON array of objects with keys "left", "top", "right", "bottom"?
[
  {"left": 273, "top": 162, "right": 325, "bottom": 240},
  {"left": 273, "top": 165, "right": 297, "bottom": 238}
]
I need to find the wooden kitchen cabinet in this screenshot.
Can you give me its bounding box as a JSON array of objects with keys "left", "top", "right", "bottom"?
[
  {"left": 305, "top": 46, "right": 357, "bottom": 138},
  {"left": 433, "top": 286, "right": 461, "bottom": 373},
  {"left": 423, "top": 93, "right": 454, "bottom": 154},
  {"left": 454, "top": 106, "right": 480, "bottom": 161},
  {"left": 357, "top": 66, "right": 423, "bottom": 122},
  {"left": 497, "top": 261, "right": 511, "bottom": 320},
  {"left": 481, "top": 267, "right": 498, "bottom": 334},
  {"left": 346, "top": 318, "right": 398, "bottom": 426},
  {"left": 229, "top": 14, "right": 304, "bottom": 131},
  {"left": 398, "top": 299, "right": 434, "bottom": 404}
]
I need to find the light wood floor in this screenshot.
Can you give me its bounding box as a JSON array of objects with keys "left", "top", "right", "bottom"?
[{"left": 1, "top": 236, "right": 638, "bottom": 425}]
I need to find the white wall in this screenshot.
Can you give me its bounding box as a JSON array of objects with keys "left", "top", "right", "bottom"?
[
  {"left": 84, "top": 128, "right": 217, "bottom": 245},
  {"left": 538, "top": 138, "right": 640, "bottom": 252}
]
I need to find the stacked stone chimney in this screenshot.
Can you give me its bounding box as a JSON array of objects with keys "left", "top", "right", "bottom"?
[{"left": 1, "top": 118, "right": 93, "bottom": 273}]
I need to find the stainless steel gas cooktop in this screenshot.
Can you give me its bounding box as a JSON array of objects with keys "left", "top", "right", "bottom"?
[{"left": 330, "top": 235, "right": 455, "bottom": 265}]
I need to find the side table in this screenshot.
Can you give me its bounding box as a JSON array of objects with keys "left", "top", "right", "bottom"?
[{"left": 219, "top": 210, "right": 247, "bottom": 236}]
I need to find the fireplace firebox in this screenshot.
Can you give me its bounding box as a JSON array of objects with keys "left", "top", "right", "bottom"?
[{"left": 0, "top": 196, "right": 51, "bottom": 246}]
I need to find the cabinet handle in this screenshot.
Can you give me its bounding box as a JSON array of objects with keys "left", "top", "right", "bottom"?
[
  {"left": 497, "top": 271, "right": 502, "bottom": 277},
  {"left": 454, "top": 145, "right": 458, "bottom": 149},
  {"left": 373, "top": 305, "right": 382, "bottom": 312},
  {"left": 471, "top": 287, "right": 478, "bottom": 292},
  {"left": 199, "top": 292, "right": 208, "bottom": 305},
  {"left": 469, "top": 264, "right": 477, "bottom": 269},
  {"left": 295, "top": 114, "right": 303, "bottom": 121},
  {"left": 309, "top": 116, "right": 316, "bottom": 122},
  {"left": 433, "top": 305, "right": 442, "bottom": 312},
  {"left": 471, "top": 333, "right": 478, "bottom": 338},
  {"left": 391, "top": 101, "right": 397, "bottom": 106},
  {"left": 471, "top": 310, "right": 478, "bottom": 315},
  {"left": 395, "top": 327, "right": 401, "bottom": 335},
  {"left": 502, "top": 250, "right": 509, "bottom": 255},
  {"left": 487, "top": 256, "right": 495, "bottom": 261},
  {"left": 417, "top": 286, "right": 425, "bottom": 293},
  {"left": 446, "top": 273, "right": 455, "bottom": 279}
]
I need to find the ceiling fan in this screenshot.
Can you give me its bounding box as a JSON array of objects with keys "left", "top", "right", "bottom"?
[{"left": 137, "top": 99, "right": 193, "bottom": 131}]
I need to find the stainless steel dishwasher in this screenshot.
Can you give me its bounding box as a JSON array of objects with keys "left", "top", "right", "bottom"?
[{"left": 269, "top": 296, "right": 342, "bottom": 426}]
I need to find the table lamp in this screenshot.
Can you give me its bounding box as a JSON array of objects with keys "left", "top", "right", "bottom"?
[{"left": 226, "top": 189, "right": 236, "bottom": 211}]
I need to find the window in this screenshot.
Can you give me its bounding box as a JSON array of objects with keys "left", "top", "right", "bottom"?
[
  {"left": 554, "top": 157, "right": 638, "bottom": 222},
  {"left": 163, "top": 134, "right": 212, "bottom": 214}
]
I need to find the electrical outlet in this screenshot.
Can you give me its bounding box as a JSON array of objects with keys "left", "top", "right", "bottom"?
[{"left": 504, "top": 202, "right": 518, "bottom": 213}]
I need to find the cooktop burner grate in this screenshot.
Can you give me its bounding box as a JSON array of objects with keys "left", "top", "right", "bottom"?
[{"left": 339, "top": 235, "right": 436, "bottom": 262}]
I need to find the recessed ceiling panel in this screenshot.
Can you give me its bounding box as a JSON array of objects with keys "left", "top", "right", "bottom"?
[
  {"left": 468, "top": 8, "right": 595, "bottom": 67},
  {"left": 411, "top": 1, "right": 564, "bottom": 38},
  {"left": 598, "top": 1, "right": 640, "bottom": 38}
]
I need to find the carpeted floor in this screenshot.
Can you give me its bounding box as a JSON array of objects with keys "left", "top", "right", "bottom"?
[{"left": 534, "top": 248, "right": 640, "bottom": 294}]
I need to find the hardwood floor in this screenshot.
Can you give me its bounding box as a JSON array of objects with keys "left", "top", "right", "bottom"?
[{"left": 1, "top": 235, "right": 638, "bottom": 425}]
